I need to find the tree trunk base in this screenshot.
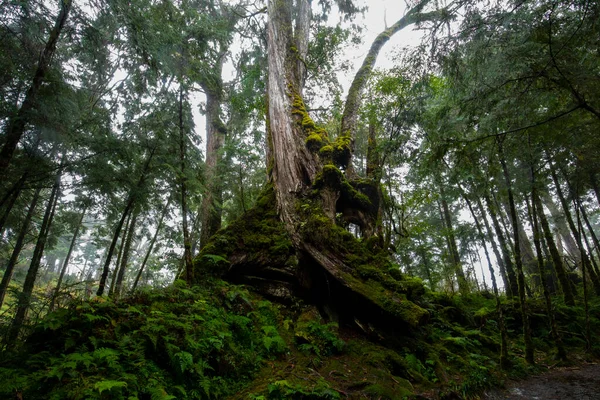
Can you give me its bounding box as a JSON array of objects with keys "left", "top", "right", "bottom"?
[{"left": 194, "top": 185, "right": 428, "bottom": 332}]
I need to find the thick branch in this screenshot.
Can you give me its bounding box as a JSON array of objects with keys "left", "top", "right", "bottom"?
[{"left": 340, "top": 0, "right": 437, "bottom": 144}]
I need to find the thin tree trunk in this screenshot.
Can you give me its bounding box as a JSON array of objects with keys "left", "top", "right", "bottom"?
[
  {"left": 532, "top": 190, "right": 575, "bottom": 305},
  {"left": 502, "top": 199, "right": 536, "bottom": 273},
  {"left": 0, "top": 173, "right": 28, "bottom": 234},
  {"left": 582, "top": 227, "right": 600, "bottom": 279},
  {"left": 108, "top": 213, "right": 129, "bottom": 298},
  {"left": 131, "top": 197, "right": 171, "bottom": 293},
  {"left": 590, "top": 172, "right": 600, "bottom": 208},
  {"left": 97, "top": 146, "right": 155, "bottom": 296},
  {"left": 178, "top": 87, "right": 194, "bottom": 284},
  {"left": 0, "top": 0, "right": 72, "bottom": 173},
  {"left": 550, "top": 161, "right": 600, "bottom": 295},
  {"left": 579, "top": 204, "right": 600, "bottom": 264},
  {"left": 484, "top": 192, "right": 519, "bottom": 298},
  {"left": 438, "top": 185, "right": 469, "bottom": 294},
  {"left": 0, "top": 186, "right": 42, "bottom": 309},
  {"left": 498, "top": 139, "right": 534, "bottom": 364},
  {"left": 418, "top": 245, "right": 435, "bottom": 289},
  {"left": 574, "top": 202, "right": 592, "bottom": 350},
  {"left": 113, "top": 210, "right": 138, "bottom": 299},
  {"left": 475, "top": 195, "right": 510, "bottom": 293},
  {"left": 543, "top": 193, "right": 580, "bottom": 262},
  {"left": 529, "top": 171, "right": 566, "bottom": 360},
  {"left": 7, "top": 167, "right": 61, "bottom": 343},
  {"left": 471, "top": 196, "right": 511, "bottom": 368},
  {"left": 49, "top": 205, "right": 86, "bottom": 311}
]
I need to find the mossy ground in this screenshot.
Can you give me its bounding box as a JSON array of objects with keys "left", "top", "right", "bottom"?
[{"left": 1, "top": 277, "right": 597, "bottom": 399}]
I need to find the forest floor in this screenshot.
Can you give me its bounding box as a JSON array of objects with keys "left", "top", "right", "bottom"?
[{"left": 483, "top": 362, "right": 600, "bottom": 400}]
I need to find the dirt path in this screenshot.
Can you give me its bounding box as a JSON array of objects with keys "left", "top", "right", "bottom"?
[{"left": 483, "top": 363, "right": 600, "bottom": 400}]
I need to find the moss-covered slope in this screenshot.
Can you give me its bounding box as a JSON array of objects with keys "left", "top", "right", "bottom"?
[{"left": 3, "top": 278, "right": 597, "bottom": 399}]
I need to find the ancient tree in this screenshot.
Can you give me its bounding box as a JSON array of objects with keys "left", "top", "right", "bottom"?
[{"left": 195, "top": 0, "right": 439, "bottom": 331}]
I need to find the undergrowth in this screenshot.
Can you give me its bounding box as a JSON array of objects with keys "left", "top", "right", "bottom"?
[
  {"left": 0, "top": 279, "right": 291, "bottom": 399},
  {"left": 0, "top": 279, "right": 598, "bottom": 399}
]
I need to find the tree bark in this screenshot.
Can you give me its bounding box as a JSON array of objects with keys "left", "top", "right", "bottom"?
[
  {"left": 0, "top": 186, "right": 42, "bottom": 309},
  {"left": 199, "top": 63, "right": 226, "bottom": 249},
  {"left": 7, "top": 167, "right": 61, "bottom": 343},
  {"left": 0, "top": 0, "right": 72, "bottom": 173},
  {"left": 267, "top": 0, "right": 320, "bottom": 231},
  {"left": 498, "top": 139, "right": 533, "bottom": 364},
  {"left": 49, "top": 205, "right": 86, "bottom": 311}
]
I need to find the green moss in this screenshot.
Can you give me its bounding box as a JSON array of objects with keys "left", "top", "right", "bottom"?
[
  {"left": 331, "top": 135, "right": 352, "bottom": 168},
  {"left": 319, "top": 145, "right": 333, "bottom": 162},
  {"left": 290, "top": 92, "right": 331, "bottom": 155},
  {"left": 364, "top": 383, "right": 411, "bottom": 399},
  {"left": 306, "top": 133, "right": 324, "bottom": 151},
  {"left": 194, "top": 184, "right": 293, "bottom": 279}
]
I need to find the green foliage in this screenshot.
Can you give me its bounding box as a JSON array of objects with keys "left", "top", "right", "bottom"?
[
  {"left": 0, "top": 280, "right": 291, "bottom": 399},
  {"left": 94, "top": 380, "right": 127, "bottom": 394},
  {"left": 296, "top": 320, "right": 345, "bottom": 358}
]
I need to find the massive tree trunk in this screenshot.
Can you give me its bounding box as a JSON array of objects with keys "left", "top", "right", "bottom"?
[
  {"left": 0, "top": 0, "right": 72, "bottom": 173},
  {"left": 194, "top": 0, "right": 433, "bottom": 332}
]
